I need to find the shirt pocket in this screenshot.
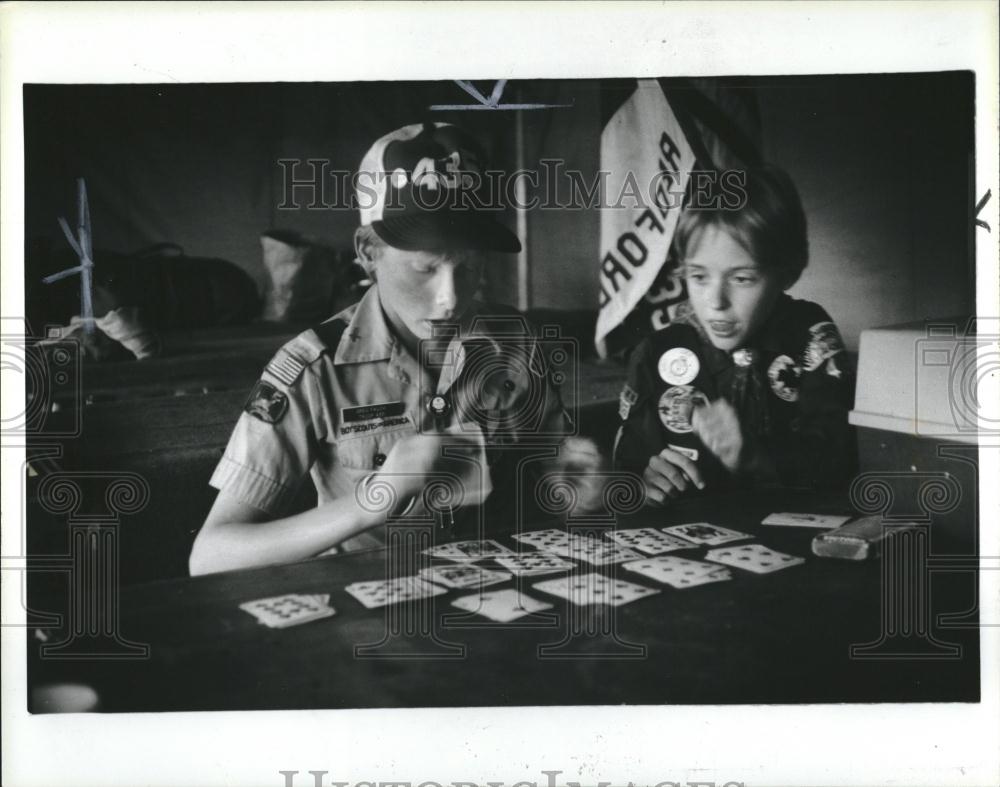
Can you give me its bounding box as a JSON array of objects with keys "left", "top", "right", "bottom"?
[{"left": 334, "top": 419, "right": 417, "bottom": 471}]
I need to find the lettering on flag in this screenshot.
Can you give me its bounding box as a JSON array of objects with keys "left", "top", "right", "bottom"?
[{"left": 595, "top": 81, "right": 696, "bottom": 349}]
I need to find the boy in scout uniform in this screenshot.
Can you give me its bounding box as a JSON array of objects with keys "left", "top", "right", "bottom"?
[
  {"left": 190, "top": 122, "right": 598, "bottom": 575},
  {"left": 614, "top": 165, "right": 855, "bottom": 505}
]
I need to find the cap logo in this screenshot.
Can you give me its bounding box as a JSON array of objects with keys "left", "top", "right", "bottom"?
[{"left": 391, "top": 151, "right": 479, "bottom": 192}]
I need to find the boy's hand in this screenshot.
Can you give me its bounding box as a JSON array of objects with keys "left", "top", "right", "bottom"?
[
  {"left": 547, "top": 436, "right": 606, "bottom": 513},
  {"left": 374, "top": 432, "right": 491, "bottom": 512},
  {"left": 643, "top": 447, "right": 705, "bottom": 505},
  {"left": 692, "top": 398, "right": 744, "bottom": 472}
]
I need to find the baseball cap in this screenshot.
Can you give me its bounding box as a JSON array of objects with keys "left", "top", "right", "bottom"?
[{"left": 357, "top": 122, "right": 521, "bottom": 254}]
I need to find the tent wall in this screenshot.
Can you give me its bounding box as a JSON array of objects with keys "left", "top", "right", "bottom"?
[{"left": 25, "top": 74, "right": 974, "bottom": 349}]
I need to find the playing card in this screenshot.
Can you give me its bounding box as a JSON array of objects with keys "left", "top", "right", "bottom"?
[
  {"left": 419, "top": 564, "right": 512, "bottom": 589},
  {"left": 560, "top": 537, "right": 643, "bottom": 565},
  {"left": 623, "top": 556, "right": 732, "bottom": 589},
  {"left": 344, "top": 576, "right": 447, "bottom": 609},
  {"left": 451, "top": 588, "right": 553, "bottom": 622},
  {"left": 705, "top": 543, "right": 806, "bottom": 574},
  {"left": 662, "top": 522, "right": 752, "bottom": 546},
  {"left": 239, "top": 594, "right": 336, "bottom": 628},
  {"left": 532, "top": 572, "right": 660, "bottom": 606},
  {"left": 422, "top": 539, "right": 517, "bottom": 561},
  {"left": 495, "top": 553, "right": 577, "bottom": 575},
  {"left": 605, "top": 527, "right": 694, "bottom": 555},
  {"left": 762, "top": 512, "right": 852, "bottom": 529},
  {"left": 511, "top": 528, "right": 572, "bottom": 552}
]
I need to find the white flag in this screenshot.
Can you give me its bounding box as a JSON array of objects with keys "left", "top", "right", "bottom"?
[{"left": 595, "top": 80, "right": 696, "bottom": 352}]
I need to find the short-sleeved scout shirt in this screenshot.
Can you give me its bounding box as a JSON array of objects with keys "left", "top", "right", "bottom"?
[
  {"left": 210, "top": 285, "right": 572, "bottom": 544},
  {"left": 614, "top": 295, "right": 856, "bottom": 491}
]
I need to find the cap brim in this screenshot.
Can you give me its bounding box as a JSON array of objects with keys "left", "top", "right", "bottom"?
[{"left": 371, "top": 213, "right": 521, "bottom": 254}]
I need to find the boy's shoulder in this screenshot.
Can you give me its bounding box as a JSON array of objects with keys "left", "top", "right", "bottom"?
[
  {"left": 764, "top": 296, "right": 849, "bottom": 374},
  {"left": 773, "top": 294, "right": 833, "bottom": 327},
  {"left": 261, "top": 313, "right": 355, "bottom": 389},
  {"left": 765, "top": 295, "right": 840, "bottom": 348}
]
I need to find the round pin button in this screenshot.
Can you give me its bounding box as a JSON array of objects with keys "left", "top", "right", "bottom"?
[
  {"left": 657, "top": 385, "right": 707, "bottom": 434},
  {"left": 732, "top": 348, "right": 756, "bottom": 367},
  {"left": 657, "top": 348, "right": 700, "bottom": 385},
  {"left": 373, "top": 452, "right": 387, "bottom": 467},
  {"left": 767, "top": 354, "right": 801, "bottom": 402},
  {"left": 427, "top": 395, "right": 451, "bottom": 417}
]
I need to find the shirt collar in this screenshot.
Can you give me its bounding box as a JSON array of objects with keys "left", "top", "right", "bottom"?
[
  {"left": 332, "top": 288, "right": 504, "bottom": 387},
  {"left": 333, "top": 286, "right": 395, "bottom": 365}
]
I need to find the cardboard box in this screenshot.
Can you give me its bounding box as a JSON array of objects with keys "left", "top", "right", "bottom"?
[{"left": 848, "top": 317, "right": 985, "bottom": 547}]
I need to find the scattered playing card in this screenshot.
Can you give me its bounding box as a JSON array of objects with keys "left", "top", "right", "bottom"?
[
  {"left": 451, "top": 588, "right": 553, "bottom": 622},
  {"left": 605, "top": 527, "right": 694, "bottom": 555},
  {"left": 705, "top": 543, "right": 806, "bottom": 574},
  {"left": 344, "top": 576, "right": 447, "bottom": 609},
  {"left": 422, "top": 539, "right": 517, "bottom": 561},
  {"left": 512, "top": 528, "right": 572, "bottom": 553},
  {"left": 532, "top": 572, "right": 660, "bottom": 606},
  {"left": 762, "top": 512, "right": 852, "bottom": 529},
  {"left": 662, "top": 522, "right": 752, "bottom": 546},
  {"left": 623, "top": 556, "right": 732, "bottom": 589},
  {"left": 560, "top": 537, "right": 643, "bottom": 565},
  {"left": 239, "top": 594, "right": 336, "bottom": 628},
  {"left": 495, "top": 553, "right": 577, "bottom": 575},
  {"left": 419, "top": 565, "right": 512, "bottom": 589}
]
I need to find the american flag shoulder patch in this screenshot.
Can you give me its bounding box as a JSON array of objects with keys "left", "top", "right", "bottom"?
[{"left": 266, "top": 349, "right": 309, "bottom": 386}]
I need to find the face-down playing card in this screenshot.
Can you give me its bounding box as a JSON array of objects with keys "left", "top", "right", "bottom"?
[
  {"left": 344, "top": 576, "right": 448, "bottom": 609},
  {"left": 662, "top": 522, "right": 752, "bottom": 546},
  {"left": 761, "top": 512, "right": 852, "bottom": 529},
  {"left": 419, "top": 564, "right": 512, "bottom": 589},
  {"left": 532, "top": 572, "right": 660, "bottom": 606},
  {"left": 623, "top": 555, "right": 732, "bottom": 588},
  {"left": 705, "top": 543, "right": 805, "bottom": 574},
  {"left": 450, "top": 588, "right": 553, "bottom": 622},
  {"left": 422, "top": 539, "right": 517, "bottom": 561},
  {"left": 605, "top": 527, "right": 694, "bottom": 555}
]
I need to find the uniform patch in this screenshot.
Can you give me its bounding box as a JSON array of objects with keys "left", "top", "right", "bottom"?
[
  {"left": 657, "top": 348, "right": 700, "bottom": 385},
  {"left": 339, "top": 415, "right": 411, "bottom": 436},
  {"left": 657, "top": 385, "right": 708, "bottom": 434},
  {"left": 266, "top": 350, "right": 308, "bottom": 386},
  {"left": 244, "top": 380, "right": 289, "bottom": 424},
  {"left": 618, "top": 384, "right": 639, "bottom": 420},
  {"left": 803, "top": 321, "right": 845, "bottom": 371},
  {"left": 768, "top": 354, "right": 801, "bottom": 402},
  {"left": 341, "top": 401, "right": 406, "bottom": 423}
]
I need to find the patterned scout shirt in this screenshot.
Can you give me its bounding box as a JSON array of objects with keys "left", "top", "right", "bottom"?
[
  {"left": 613, "top": 295, "right": 856, "bottom": 491},
  {"left": 210, "top": 286, "right": 573, "bottom": 550}
]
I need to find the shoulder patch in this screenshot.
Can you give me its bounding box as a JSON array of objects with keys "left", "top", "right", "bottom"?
[
  {"left": 265, "top": 348, "right": 309, "bottom": 386},
  {"left": 621, "top": 384, "right": 639, "bottom": 405},
  {"left": 265, "top": 319, "right": 349, "bottom": 385},
  {"left": 244, "top": 380, "right": 289, "bottom": 424},
  {"left": 619, "top": 384, "right": 639, "bottom": 420},
  {"left": 802, "top": 321, "right": 845, "bottom": 371}
]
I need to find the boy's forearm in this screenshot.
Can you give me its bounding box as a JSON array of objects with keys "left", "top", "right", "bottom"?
[{"left": 189, "top": 495, "right": 385, "bottom": 576}]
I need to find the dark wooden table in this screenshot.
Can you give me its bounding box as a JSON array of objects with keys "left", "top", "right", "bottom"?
[{"left": 27, "top": 488, "right": 980, "bottom": 712}]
